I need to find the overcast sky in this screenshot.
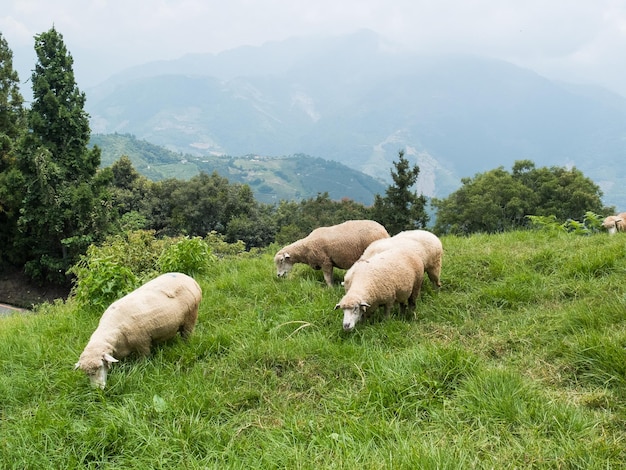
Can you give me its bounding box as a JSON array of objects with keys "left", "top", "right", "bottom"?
[{"left": 3, "top": 0, "right": 626, "bottom": 96}]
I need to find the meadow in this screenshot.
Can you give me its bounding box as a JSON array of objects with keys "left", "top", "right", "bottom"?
[{"left": 1, "top": 230, "right": 625, "bottom": 468}]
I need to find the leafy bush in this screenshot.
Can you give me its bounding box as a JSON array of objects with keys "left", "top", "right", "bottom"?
[
  {"left": 68, "top": 231, "right": 231, "bottom": 309},
  {"left": 157, "top": 236, "right": 216, "bottom": 276},
  {"left": 526, "top": 214, "right": 566, "bottom": 233},
  {"left": 528, "top": 211, "right": 604, "bottom": 235},
  {"left": 68, "top": 250, "right": 138, "bottom": 311},
  {"left": 68, "top": 230, "right": 171, "bottom": 309},
  {"left": 204, "top": 231, "right": 246, "bottom": 256}
]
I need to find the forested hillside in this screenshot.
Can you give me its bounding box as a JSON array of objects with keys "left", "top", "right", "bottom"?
[{"left": 90, "top": 133, "right": 386, "bottom": 204}]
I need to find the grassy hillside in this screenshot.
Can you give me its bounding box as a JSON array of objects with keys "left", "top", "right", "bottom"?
[
  {"left": 91, "top": 133, "right": 386, "bottom": 204},
  {"left": 1, "top": 230, "right": 626, "bottom": 467}
]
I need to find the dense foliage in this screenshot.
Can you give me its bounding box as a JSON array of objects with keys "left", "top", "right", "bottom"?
[
  {"left": 0, "top": 32, "right": 26, "bottom": 263},
  {"left": 433, "top": 160, "right": 611, "bottom": 234},
  {"left": 371, "top": 150, "right": 429, "bottom": 234},
  {"left": 68, "top": 230, "right": 220, "bottom": 311},
  {"left": 8, "top": 28, "right": 112, "bottom": 283},
  {"left": 1, "top": 231, "right": 626, "bottom": 467}
]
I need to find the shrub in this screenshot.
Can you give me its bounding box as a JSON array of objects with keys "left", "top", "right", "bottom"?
[
  {"left": 157, "top": 236, "right": 216, "bottom": 276},
  {"left": 68, "top": 230, "right": 171, "bottom": 309},
  {"left": 68, "top": 250, "right": 138, "bottom": 311},
  {"left": 204, "top": 231, "right": 246, "bottom": 257}
]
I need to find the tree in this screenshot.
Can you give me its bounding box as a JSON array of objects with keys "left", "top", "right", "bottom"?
[
  {"left": 15, "top": 27, "right": 112, "bottom": 282},
  {"left": 372, "top": 150, "right": 429, "bottom": 235},
  {"left": 108, "top": 155, "right": 151, "bottom": 229},
  {"left": 432, "top": 160, "right": 611, "bottom": 235},
  {"left": 511, "top": 160, "right": 608, "bottom": 221},
  {"left": 433, "top": 167, "right": 535, "bottom": 234},
  {"left": 0, "top": 33, "right": 27, "bottom": 265}
]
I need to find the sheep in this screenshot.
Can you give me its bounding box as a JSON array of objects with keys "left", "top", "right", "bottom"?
[
  {"left": 336, "top": 240, "right": 425, "bottom": 331},
  {"left": 274, "top": 220, "right": 390, "bottom": 286},
  {"left": 345, "top": 229, "right": 443, "bottom": 290},
  {"left": 75, "top": 272, "right": 202, "bottom": 389},
  {"left": 603, "top": 213, "right": 626, "bottom": 234}
]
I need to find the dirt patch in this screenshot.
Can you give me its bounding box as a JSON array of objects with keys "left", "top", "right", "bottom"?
[{"left": 0, "top": 266, "right": 71, "bottom": 309}]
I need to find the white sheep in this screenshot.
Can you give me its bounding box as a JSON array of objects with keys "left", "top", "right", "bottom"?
[
  {"left": 345, "top": 229, "right": 443, "bottom": 290},
  {"left": 75, "top": 272, "right": 202, "bottom": 389},
  {"left": 603, "top": 213, "right": 626, "bottom": 234},
  {"left": 274, "top": 220, "right": 390, "bottom": 286},
  {"left": 336, "top": 241, "right": 425, "bottom": 331}
]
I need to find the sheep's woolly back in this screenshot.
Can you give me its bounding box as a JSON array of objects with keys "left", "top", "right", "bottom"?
[
  {"left": 79, "top": 272, "right": 202, "bottom": 366},
  {"left": 274, "top": 220, "right": 390, "bottom": 285},
  {"left": 396, "top": 230, "right": 443, "bottom": 287},
  {"left": 340, "top": 246, "right": 424, "bottom": 309},
  {"left": 280, "top": 220, "right": 388, "bottom": 267},
  {"left": 355, "top": 230, "right": 443, "bottom": 288}
]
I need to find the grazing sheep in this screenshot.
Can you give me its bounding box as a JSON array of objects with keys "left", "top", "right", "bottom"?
[
  {"left": 336, "top": 242, "right": 425, "bottom": 331},
  {"left": 274, "top": 220, "right": 390, "bottom": 286},
  {"left": 603, "top": 213, "right": 626, "bottom": 234},
  {"left": 346, "top": 229, "right": 443, "bottom": 289},
  {"left": 395, "top": 230, "right": 443, "bottom": 288},
  {"left": 75, "top": 272, "right": 202, "bottom": 389}
]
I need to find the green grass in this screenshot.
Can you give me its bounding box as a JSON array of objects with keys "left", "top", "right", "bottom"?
[{"left": 2, "top": 230, "right": 626, "bottom": 468}]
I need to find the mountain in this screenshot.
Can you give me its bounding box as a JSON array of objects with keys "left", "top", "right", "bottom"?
[
  {"left": 90, "top": 133, "right": 386, "bottom": 205},
  {"left": 86, "top": 29, "right": 626, "bottom": 210}
]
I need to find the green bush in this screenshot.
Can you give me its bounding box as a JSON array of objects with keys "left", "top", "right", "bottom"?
[
  {"left": 204, "top": 230, "right": 246, "bottom": 256},
  {"left": 157, "top": 236, "right": 216, "bottom": 276},
  {"left": 68, "top": 230, "right": 172, "bottom": 309},
  {"left": 68, "top": 250, "right": 138, "bottom": 311},
  {"left": 69, "top": 231, "right": 225, "bottom": 309}
]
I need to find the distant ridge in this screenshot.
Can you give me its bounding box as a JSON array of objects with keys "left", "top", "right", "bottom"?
[
  {"left": 91, "top": 133, "right": 386, "bottom": 205},
  {"left": 86, "top": 30, "right": 626, "bottom": 209}
]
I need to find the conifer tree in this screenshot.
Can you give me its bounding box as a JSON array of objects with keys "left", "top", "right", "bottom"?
[
  {"left": 372, "top": 150, "right": 429, "bottom": 234},
  {"left": 16, "top": 27, "right": 111, "bottom": 282},
  {"left": 0, "top": 32, "right": 27, "bottom": 264}
]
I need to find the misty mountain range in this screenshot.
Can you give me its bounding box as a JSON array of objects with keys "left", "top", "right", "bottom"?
[{"left": 85, "top": 29, "right": 626, "bottom": 210}]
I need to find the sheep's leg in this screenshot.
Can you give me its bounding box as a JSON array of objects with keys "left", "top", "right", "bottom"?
[
  {"left": 180, "top": 308, "right": 198, "bottom": 339},
  {"left": 322, "top": 266, "right": 334, "bottom": 286},
  {"left": 408, "top": 281, "right": 422, "bottom": 319},
  {"left": 383, "top": 303, "right": 392, "bottom": 319}
]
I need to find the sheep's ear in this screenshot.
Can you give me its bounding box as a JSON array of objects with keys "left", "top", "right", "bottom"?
[
  {"left": 359, "top": 302, "right": 370, "bottom": 311},
  {"left": 334, "top": 303, "right": 341, "bottom": 310},
  {"left": 284, "top": 253, "right": 290, "bottom": 259},
  {"left": 103, "top": 353, "right": 119, "bottom": 364},
  {"left": 73, "top": 362, "right": 80, "bottom": 370}
]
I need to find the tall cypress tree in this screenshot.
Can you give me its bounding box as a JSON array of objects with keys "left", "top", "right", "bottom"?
[
  {"left": 0, "top": 32, "right": 27, "bottom": 265},
  {"left": 16, "top": 27, "right": 110, "bottom": 283},
  {"left": 372, "top": 150, "right": 429, "bottom": 235}
]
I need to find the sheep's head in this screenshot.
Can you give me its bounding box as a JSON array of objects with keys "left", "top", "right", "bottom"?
[
  {"left": 274, "top": 251, "right": 294, "bottom": 278},
  {"left": 74, "top": 353, "right": 119, "bottom": 389},
  {"left": 602, "top": 216, "right": 620, "bottom": 234},
  {"left": 335, "top": 301, "right": 370, "bottom": 331}
]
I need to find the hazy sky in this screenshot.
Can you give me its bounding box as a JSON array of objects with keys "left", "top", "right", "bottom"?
[{"left": 3, "top": 0, "right": 626, "bottom": 96}]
